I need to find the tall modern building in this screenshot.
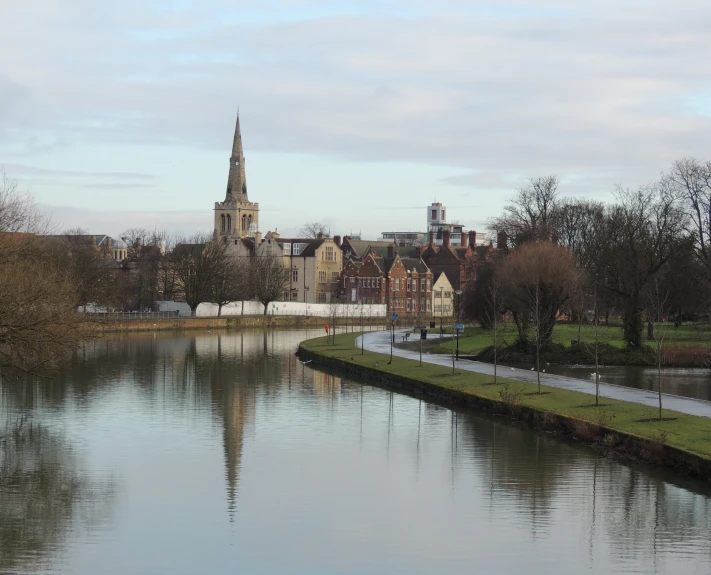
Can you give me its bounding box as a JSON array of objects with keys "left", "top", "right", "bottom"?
[
  {"left": 427, "top": 202, "right": 464, "bottom": 246},
  {"left": 214, "top": 113, "right": 259, "bottom": 240}
]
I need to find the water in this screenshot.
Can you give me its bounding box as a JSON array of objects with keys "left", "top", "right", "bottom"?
[
  {"left": 1, "top": 329, "right": 711, "bottom": 575},
  {"left": 508, "top": 362, "right": 711, "bottom": 401}
]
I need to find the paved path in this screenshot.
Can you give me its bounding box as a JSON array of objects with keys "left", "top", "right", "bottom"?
[{"left": 355, "top": 329, "right": 711, "bottom": 419}]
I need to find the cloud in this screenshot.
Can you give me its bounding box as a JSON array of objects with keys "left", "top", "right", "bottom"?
[{"left": 2, "top": 0, "right": 711, "bottom": 234}]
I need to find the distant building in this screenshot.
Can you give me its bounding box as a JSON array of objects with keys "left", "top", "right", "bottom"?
[{"left": 379, "top": 231, "right": 426, "bottom": 246}]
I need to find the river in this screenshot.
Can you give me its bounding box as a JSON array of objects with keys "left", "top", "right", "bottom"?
[{"left": 1, "top": 329, "right": 710, "bottom": 575}]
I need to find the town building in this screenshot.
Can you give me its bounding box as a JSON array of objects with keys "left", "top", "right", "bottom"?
[
  {"left": 214, "top": 113, "right": 259, "bottom": 241},
  {"left": 431, "top": 272, "right": 455, "bottom": 323},
  {"left": 336, "top": 246, "right": 433, "bottom": 319}
]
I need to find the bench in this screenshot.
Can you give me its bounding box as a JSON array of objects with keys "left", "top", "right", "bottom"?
[{"left": 401, "top": 333, "right": 411, "bottom": 342}]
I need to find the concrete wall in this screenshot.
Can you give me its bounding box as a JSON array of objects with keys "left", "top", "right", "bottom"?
[{"left": 196, "top": 301, "right": 387, "bottom": 318}]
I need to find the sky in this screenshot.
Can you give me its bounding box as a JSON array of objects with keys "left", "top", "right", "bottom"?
[{"left": 1, "top": 0, "right": 710, "bottom": 240}]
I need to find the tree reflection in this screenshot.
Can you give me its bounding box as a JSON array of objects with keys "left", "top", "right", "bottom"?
[{"left": 0, "top": 422, "right": 115, "bottom": 573}]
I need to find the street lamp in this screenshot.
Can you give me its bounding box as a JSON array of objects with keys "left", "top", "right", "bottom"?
[
  {"left": 438, "top": 287, "right": 444, "bottom": 336},
  {"left": 454, "top": 289, "right": 463, "bottom": 359},
  {"left": 389, "top": 284, "right": 398, "bottom": 364}
]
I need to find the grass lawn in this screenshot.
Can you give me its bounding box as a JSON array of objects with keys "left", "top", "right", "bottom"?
[
  {"left": 436, "top": 322, "right": 711, "bottom": 356},
  {"left": 302, "top": 332, "right": 711, "bottom": 462}
]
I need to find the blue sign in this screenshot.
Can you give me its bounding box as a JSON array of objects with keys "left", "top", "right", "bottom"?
[
  {"left": 390, "top": 314, "right": 399, "bottom": 321},
  {"left": 455, "top": 324, "right": 465, "bottom": 332}
]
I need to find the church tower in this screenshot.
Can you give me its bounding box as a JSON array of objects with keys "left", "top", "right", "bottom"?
[{"left": 214, "top": 113, "right": 259, "bottom": 240}]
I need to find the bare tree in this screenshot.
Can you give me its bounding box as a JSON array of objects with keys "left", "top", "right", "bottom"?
[
  {"left": 600, "top": 184, "right": 687, "bottom": 348},
  {"left": 172, "top": 234, "right": 228, "bottom": 313},
  {"left": 498, "top": 242, "right": 582, "bottom": 348},
  {"left": 251, "top": 254, "right": 289, "bottom": 315},
  {"left": 485, "top": 277, "right": 503, "bottom": 386},
  {"left": 0, "top": 236, "right": 88, "bottom": 379},
  {"left": 490, "top": 175, "right": 560, "bottom": 247},
  {"left": 0, "top": 169, "right": 51, "bottom": 234},
  {"left": 299, "top": 222, "right": 331, "bottom": 238},
  {"left": 666, "top": 158, "right": 711, "bottom": 277},
  {"left": 647, "top": 277, "right": 671, "bottom": 421},
  {"left": 211, "top": 257, "right": 250, "bottom": 316}
]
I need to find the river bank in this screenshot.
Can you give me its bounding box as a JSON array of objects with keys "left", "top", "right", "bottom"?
[
  {"left": 90, "top": 315, "right": 388, "bottom": 333},
  {"left": 299, "top": 333, "right": 711, "bottom": 482}
]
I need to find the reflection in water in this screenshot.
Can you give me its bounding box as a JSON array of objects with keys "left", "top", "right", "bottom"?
[
  {"left": 1, "top": 328, "right": 710, "bottom": 575},
  {"left": 0, "top": 423, "right": 115, "bottom": 574}
]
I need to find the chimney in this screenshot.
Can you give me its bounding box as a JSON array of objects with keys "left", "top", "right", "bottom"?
[
  {"left": 387, "top": 245, "right": 394, "bottom": 258},
  {"left": 468, "top": 230, "right": 477, "bottom": 248},
  {"left": 333, "top": 235, "right": 342, "bottom": 248},
  {"left": 443, "top": 229, "right": 451, "bottom": 248},
  {"left": 272, "top": 229, "right": 280, "bottom": 240},
  {"left": 497, "top": 231, "right": 507, "bottom": 250},
  {"left": 255, "top": 231, "right": 263, "bottom": 244},
  {"left": 317, "top": 231, "right": 324, "bottom": 240},
  {"left": 428, "top": 230, "right": 434, "bottom": 246}
]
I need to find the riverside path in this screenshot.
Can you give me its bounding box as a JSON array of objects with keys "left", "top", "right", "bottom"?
[{"left": 356, "top": 329, "right": 711, "bottom": 419}]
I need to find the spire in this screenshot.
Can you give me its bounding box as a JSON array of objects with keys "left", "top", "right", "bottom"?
[{"left": 224, "top": 111, "right": 247, "bottom": 204}]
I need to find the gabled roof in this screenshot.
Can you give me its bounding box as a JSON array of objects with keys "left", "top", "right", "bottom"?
[
  {"left": 399, "top": 257, "right": 430, "bottom": 274},
  {"left": 299, "top": 238, "right": 325, "bottom": 257}
]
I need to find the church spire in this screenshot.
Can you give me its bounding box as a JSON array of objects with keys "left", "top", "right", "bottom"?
[{"left": 225, "top": 111, "right": 247, "bottom": 204}]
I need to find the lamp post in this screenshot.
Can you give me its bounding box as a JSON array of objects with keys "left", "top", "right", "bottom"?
[
  {"left": 389, "top": 284, "right": 397, "bottom": 364},
  {"left": 438, "top": 287, "right": 444, "bottom": 337},
  {"left": 454, "top": 289, "right": 463, "bottom": 359}
]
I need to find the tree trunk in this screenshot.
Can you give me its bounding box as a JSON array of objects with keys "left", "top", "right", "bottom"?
[
  {"left": 647, "top": 319, "right": 654, "bottom": 341},
  {"left": 622, "top": 295, "right": 643, "bottom": 348},
  {"left": 263, "top": 302, "right": 268, "bottom": 315},
  {"left": 218, "top": 303, "right": 223, "bottom": 317}
]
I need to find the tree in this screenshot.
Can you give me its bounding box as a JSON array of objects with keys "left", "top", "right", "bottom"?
[
  {"left": 490, "top": 175, "right": 560, "bottom": 247},
  {"left": 498, "top": 242, "right": 581, "bottom": 349},
  {"left": 0, "top": 236, "right": 88, "bottom": 379},
  {"left": 665, "top": 158, "right": 711, "bottom": 277},
  {"left": 50, "top": 230, "right": 114, "bottom": 310},
  {"left": 172, "top": 234, "right": 228, "bottom": 313},
  {"left": 299, "top": 222, "right": 331, "bottom": 238},
  {"left": 211, "top": 258, "right": 250, "bottom": 316},
  {"left": 485, "top": 277, "right": 503, "bottom": 386},
  {"left": 251, "top": 254, "right": 289, "bottom": 315},
  {"left": 0, "top": 169, "right": 50, "bottom": 234},
  {"left": 599, "top": 185, "right": 687, "bottom": 348},
  {"left": 646, "top": 277, "right": 671, "bottom": 421}
]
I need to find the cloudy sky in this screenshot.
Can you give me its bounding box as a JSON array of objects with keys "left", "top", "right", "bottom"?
[{"left": 1, "top": 0, "right": 710, "bottom": 239}]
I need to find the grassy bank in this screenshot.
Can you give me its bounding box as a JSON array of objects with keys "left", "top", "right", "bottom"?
[
  {"left": 300, "top": 333, "right": 711, "bottom": 479},
  {"left": 433, "top": 323, "right": 711, "bottom": 367}
]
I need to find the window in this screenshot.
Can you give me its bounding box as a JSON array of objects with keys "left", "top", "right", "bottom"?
[
  {"left": 317, "top": 292, "right": 327, "bottom": 303},
  {"left": 291, "top": 291, "right": 299, "bottom": 301},
  {"left": 431, "top": 209, "right": 437, "bottom": 220},
  {"left": 445, "top": 291, "right": 452, "bottom": 299},
  {"left": 282, "top": 242, "right": 291, "bottom": 254},
  {"left": 292, "top": 270, "right": 298, "bottom": 282},
  {"left": 377, "top": 278, "right": 380, "bottom": 288},
  {"left": 331, "top": 272, "right": 339, "bottom": 283},
  {"left": 442, "top": 210, "right": 446, "bottom": 220},
  {"left": 421, "top": 279, "right": 425, "bottom": 291},
  {"left": 318, "top": 271, "right": 327, "bottom": 283},
  {"left": 282, "top": 291, "right": 290, "bottom": 301},
  {"left": 293, "top": 243, "right": 305, "bottom": 255},
  {"left": 326, "top": 246, "right": 335, "bottom": 261},
  {"left": 427, "top": 300, "right": 431, "bottom": 311},
  {"left": 420, "top": 298, "right": 424, "bottom": 311},
  {"left": 406, "top": 278, "right": 411, "bottom": 291},
  {"left": 350, "top": 277, "right": 355, "bottom": 284},
  {"left": 227, "top": 214, "right": 232, "bottom": 232},
  {"left": 396, "top": 278, "right": 400, "bottom": 290},
  {"left": 407, "top": 298, "right": 411, "bottom": 311},
  {"left": 426, "top": 279, "right": 431, "bottom": 291},
  {"left": 220, "top": 214, "right": 225, "bottom": 232}
]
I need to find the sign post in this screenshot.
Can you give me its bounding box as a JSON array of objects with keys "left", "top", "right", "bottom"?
[{"left": 455, "top": 324, "right": 465, "bottom": 360}]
